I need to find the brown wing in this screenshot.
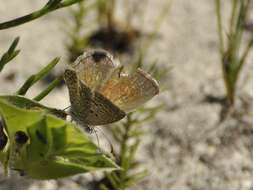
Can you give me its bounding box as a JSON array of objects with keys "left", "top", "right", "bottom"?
[
  {"left": 72, "top": 50, "right": 117, "bottom": 91},
  {"left": 63, "top": 69, "right": 91, "bottom": 126},
  {"left": 84, "top": 90, "right": 126, "bottom": 126},
  {"left": 100, "top": 68, "right": 159, "bottom": 112},
  {"left": 64, "top": 69, "right": 125, "bottom": 126}
]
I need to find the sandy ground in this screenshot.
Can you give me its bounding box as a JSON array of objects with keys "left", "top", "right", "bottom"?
[{"left": 1, "top": 0, "right": 253, "bottom": 190}]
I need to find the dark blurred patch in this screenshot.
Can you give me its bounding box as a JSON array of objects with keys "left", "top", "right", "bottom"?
[
  {"left": 0, "top": 118, "right": 8, "bottom": 150},
  {"left": 88, "top": 27, "right": 140, "bottom": 54},
  {"left": 36, "top": 130, "right": 47, "bottom": 144},
  {"left": 14, "top": 131, "right": 28, "bottom": 145},
  {"left": 67, "top": 26, "right": 141, "bottom": 63},
  {"left": 199, "top": 154, "right": 213, "bottom": 167},
  {"left": 244, "top": 22, "right": 253, "bottom": 32},
  {"left": 41, "top": 72, "right": 65, "bottom": 88},
  {"left": 202, "top": 95, "right": 231, "bottom": 122},
  {"left": 4, "top": 72, "right": 16, "bottom": 82},
  {"left": 202, "top": 94, "right": 227, "bottom": 105},
  {"left": 86, "top": 176, "right": 114, "bottom": 190},
  {"left": 92, "top": 51, "right": 107, "bottom": 62}
]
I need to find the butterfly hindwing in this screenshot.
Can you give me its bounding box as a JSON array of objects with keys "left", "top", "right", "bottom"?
[{"left": 100, "top": 68, "right": 159, "bottom": 112}]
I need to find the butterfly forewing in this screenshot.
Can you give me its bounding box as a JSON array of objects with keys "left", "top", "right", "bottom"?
[
  {"left": 64, "top": 69, "right": 91, "bottom": 126},
  {"left": 100, "top": 68, "right": 159, "bottom": 112},
  {"left": 73, "top": 50, "right": 116, "bottom": 91}
]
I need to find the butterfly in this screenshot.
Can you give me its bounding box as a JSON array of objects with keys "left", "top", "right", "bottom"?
[{"left": 63, "top": 50, "right": 159, "bottom": 126}]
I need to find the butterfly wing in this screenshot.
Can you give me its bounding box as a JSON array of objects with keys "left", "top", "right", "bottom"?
[
  {"left": 64, "top": 50, "right": 158, "bottom": 125},
  {"left": 63, "top": 69, "right": 91, "bottom": 125},
  {"left": 100, "top": 68, "right": 159, "bottom": 112},
  {"left": 64, "top": 69, "right": 125, "bottom": 126},
  {"left": 83, "top": 90, "right": 126, "bottom": 126},
  {"left": 73, "top": 50, "right": 117, "bottom": 91}
]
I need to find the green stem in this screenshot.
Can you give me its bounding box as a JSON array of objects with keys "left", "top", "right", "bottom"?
[
  {"left": 33, "top": 77, "right": 62, "bottom": 101},
  {"left": 215, "top": 0, "right": 224, "bottom": 56},
  {"left": 0, "top": 0, "right": 84, "bottom": 30},
  {"left": 16, "top": 57, "right": 60, "bottom": 95},
  {"left": 229, "top": 0, "right": 238, "bottom": 35},
  {"left": 118, "top": 114, "right": 132, "bottom": 189},
  {"left": 238, "top": 37, "right": 253, "bottom": 71}
]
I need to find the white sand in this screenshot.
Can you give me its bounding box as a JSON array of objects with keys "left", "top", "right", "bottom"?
[{"left": 1, "top": 0, "right": 253, "bottom": 189}]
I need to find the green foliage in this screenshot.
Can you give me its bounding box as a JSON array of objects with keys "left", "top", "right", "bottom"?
[
  {"left": 101, "top": 108, "right": 160, "bottom": 190},
  {"left": 0, "top": 0, "right": 121, "bottom": 180},
  {"left": 215, "top": 0, "right": 252, "bottom": 106},
  {"left": 0, "top": 98, "right": 119, "bottom": 179},
  {"left": 0, "top": 54, "right": 120, "bottom": 179}
]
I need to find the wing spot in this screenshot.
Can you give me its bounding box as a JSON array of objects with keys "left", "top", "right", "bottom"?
[{"left": 92, "top": 51, "right": 107, "bottom": 62}]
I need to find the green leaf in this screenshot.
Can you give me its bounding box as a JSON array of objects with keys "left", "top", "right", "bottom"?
[
  {"left": 105, "top": 172, "right": 119, "bottom": 189},
  {"left": 125, "top": 140, "right": 140, "bottom": 170},
  {"left": 0, "top": 37, "right": 20, "bottom": 72},
  {"left": 124, "top": 170, "right": 149, "bottom": 187},
  {"left": 8, "top": 37, "right": 20, "bottom": 54},
  {"left": 125, "top": 171, "right": 149, "bottom": 187},
  {"left": 111, "top": 171, "right": 120, "bottom": 184},
  {"left": 0, "top": 95, "right": 66, "bottom": 119},
  {"left": 126, "top": 170, "right": 149, "bottom": 180},
  {"left": 129, "top": 130, "right": 150, "bottom": 138},
  {"left": 0, "top": 98, "right": 120, "bottom": 179},
  {"left": 100, "top": 184, "right": 110, "bottom": 190}
]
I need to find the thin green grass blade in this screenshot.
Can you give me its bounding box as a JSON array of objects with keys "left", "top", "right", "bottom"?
[
  {"left": 16, "top": 57, "right": 60, "bottom": 95},
  {"left": 100, "top": 184, "right": 110, "bottom": 190},
  {"left": 33, "top": 77, "right": 63, "bottom": 101},
  {"left": 105, "top": 172, "right": 119, "bottom": 189},
  {"left": 125, "top": 170, "right": 149, "bottom": 187},
  {"left": 215, "top": 0, "right": 225, "bottom": 56},
  {"left": 7, "top": 37, "right": 20, "bottom": 54},
  {"left": 0, "top": 37, "right": 20, "bottom": 72}
]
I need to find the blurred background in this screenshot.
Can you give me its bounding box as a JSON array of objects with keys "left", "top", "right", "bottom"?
[{"left": 1, "top": 0, "right": 253, "bottom": 189}]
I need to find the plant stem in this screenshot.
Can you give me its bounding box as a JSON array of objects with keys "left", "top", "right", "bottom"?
[
  {"left": 118, "top": 114, "right": 132, "bottom": 189},
  {"left": 0, "top": 0, "right": 84, "bottom": 30},
  {"left": 33, "top": 77, "right": 62, "bottom": 101},
  {"left": 215, "top": 0, "right": 224, "bottom": 56}
]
